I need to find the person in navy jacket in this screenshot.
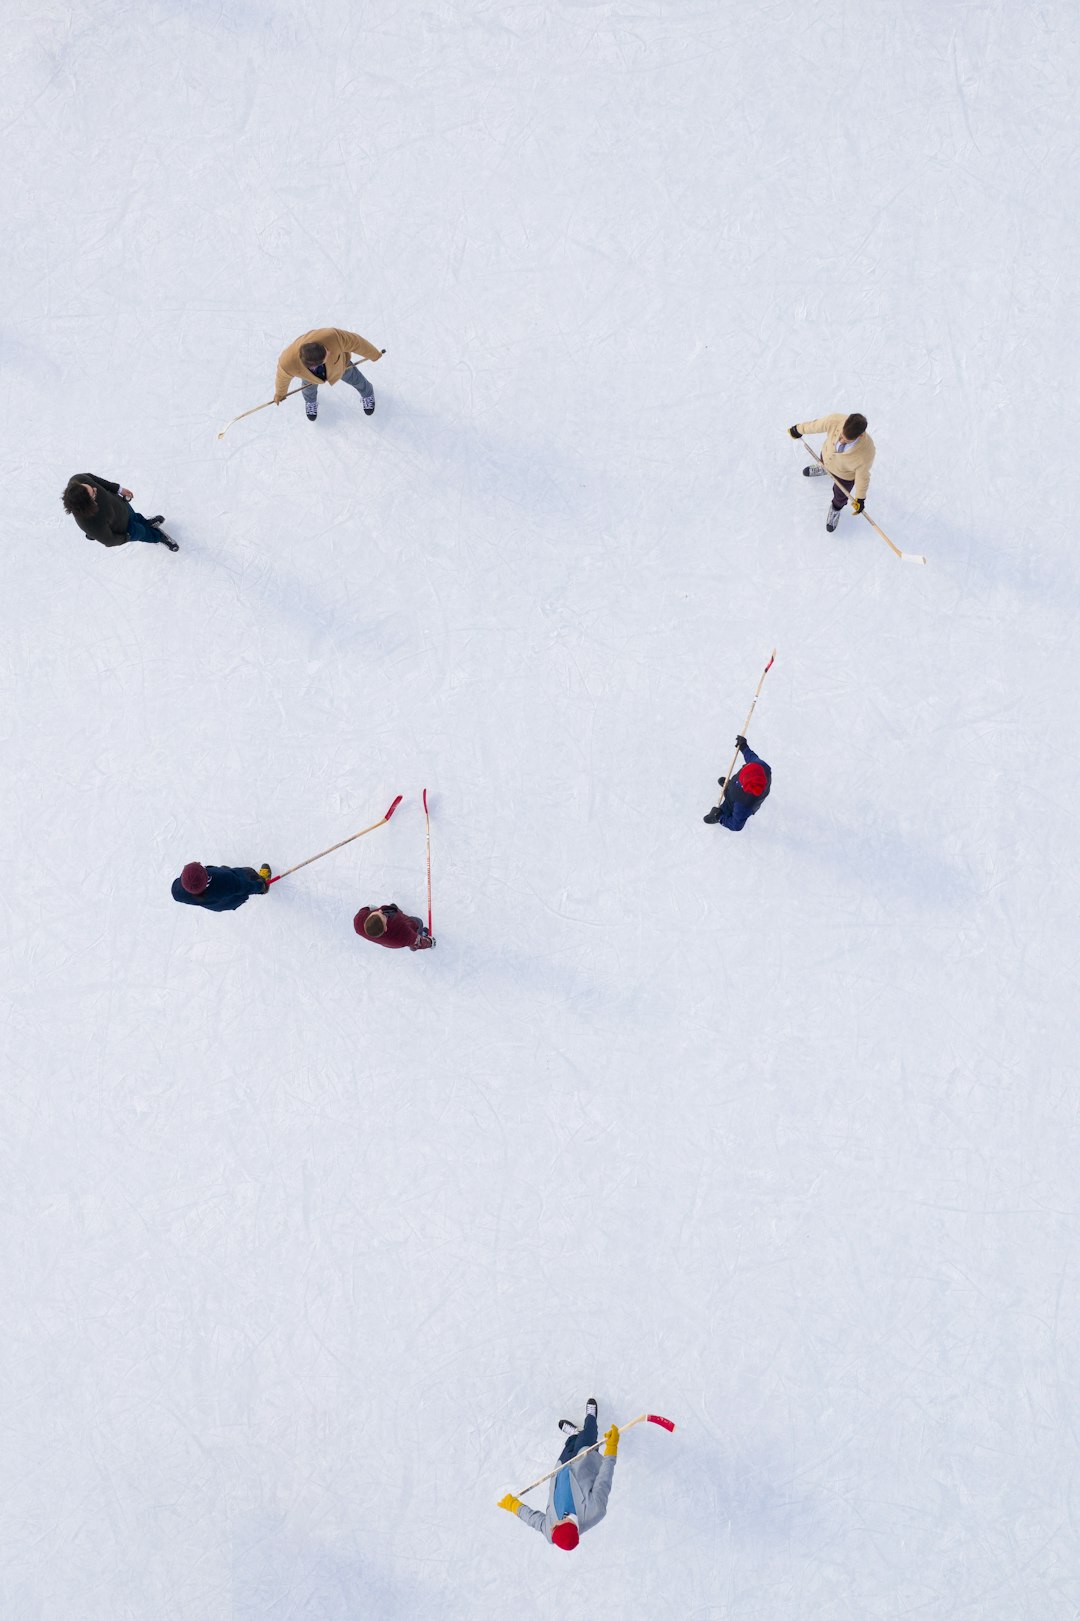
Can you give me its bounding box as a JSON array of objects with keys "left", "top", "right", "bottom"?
[
  {"left": 704, "top": 737, "right": 772, "bottom": 829},
  {"left": 171, "top": 862, "right": 271, "bottom": 911}
]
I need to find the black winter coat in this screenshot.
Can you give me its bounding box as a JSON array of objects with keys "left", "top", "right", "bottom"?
[
  {"left": 70, "top": 475, "right": 132, "bottom": 547},
  {"left": 171, "top": 867, "right": 268, "bottom": 912}
]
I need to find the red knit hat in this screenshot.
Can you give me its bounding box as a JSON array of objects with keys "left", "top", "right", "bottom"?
[
  {"left": 551, "top": 1518, "right": 580, "bottom": 1551},
  {"left": 739, "top": 762, "right": 767, "bottom": 797},
  {"left": 180, "top": 862, "right": 210, "bottom": 895}
]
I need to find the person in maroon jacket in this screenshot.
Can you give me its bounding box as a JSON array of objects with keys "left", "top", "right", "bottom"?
[{"left": 353, "top": 904, "right": 435, "bottom": 951}]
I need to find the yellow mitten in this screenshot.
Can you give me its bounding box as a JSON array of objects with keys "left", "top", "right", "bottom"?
[
  {"left": 498, "top": 1493, "right": 522, "bottom": 1513},
  {"left": 604, "top": 1425, "right": 619, "bottom": 1457}
]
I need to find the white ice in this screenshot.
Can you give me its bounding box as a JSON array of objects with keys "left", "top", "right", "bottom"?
[{"left": 2, "top": 1, "right": 1079, "bottom": 1616}]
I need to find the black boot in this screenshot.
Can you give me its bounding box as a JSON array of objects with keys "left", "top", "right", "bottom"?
[
  {"left": 160, "top": 533, "right": 179, "bottom": 552},
  {"left": 147, "top": 514, "right": 165, "bottom": 525},
  {"left": 703, "top": 806, "right": 722, "bottom": 824}
]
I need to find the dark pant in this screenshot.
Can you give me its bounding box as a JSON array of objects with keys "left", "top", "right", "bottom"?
[
  {"left": 831, "top": 475, "right": 854, "bottom": 511},
  {"left": 127, "top": 510, "right": 165, "bottom": 544},
  {"left": 558, "top": 1412, "right": 598, "bottom": 1464}
]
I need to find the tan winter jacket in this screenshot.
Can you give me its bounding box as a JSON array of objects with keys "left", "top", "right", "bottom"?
[
  {"left": 274, "top": 327, "right": 382, "bottom": 402},
  {"left": 796, "top": 413, "right": 876, "bottom": 500}
]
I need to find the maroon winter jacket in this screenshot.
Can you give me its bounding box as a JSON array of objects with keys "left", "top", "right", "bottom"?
[{"left": 354, "top": 905, "right": 424, "bottom": 950}]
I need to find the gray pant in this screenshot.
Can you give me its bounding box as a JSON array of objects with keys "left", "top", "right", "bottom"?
[{"left": 302, "top": 364, "right": 373, "bottom": 408}]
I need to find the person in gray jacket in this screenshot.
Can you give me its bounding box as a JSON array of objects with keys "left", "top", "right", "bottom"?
[{"left": 498, "top": 1399, "right": 618, "bottom": 1551}]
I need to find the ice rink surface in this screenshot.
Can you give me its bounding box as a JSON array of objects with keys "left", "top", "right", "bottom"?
[{"left": 2, "top": 1, "right": 1079, "bottom": 1616}]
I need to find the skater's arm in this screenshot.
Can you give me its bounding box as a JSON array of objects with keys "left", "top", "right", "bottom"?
[
  {"left": 273, "top": 356, "right": 296, "bottom": 403},
  {"left": 513, "top": 1502, "right": 548, "bottom": 1535},
  {"left": 738, "top": 740, "right": 763, "bottom": 765},
  {"left": 794, "top": 415, "right": 840, "bottom": 436},
  {"left": 852, "top": 441, "right": 875, "bottom": 501},
  {"left": 338, "top": 329, "right": 382, "bottom": 362},
  {"left": 78, "top": 474, "right": 121, "bottom": 495}
]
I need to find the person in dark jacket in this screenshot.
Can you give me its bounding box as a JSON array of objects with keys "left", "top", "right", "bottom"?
[
  {"left": 62, "top": 475, "right": 179, "bottom": 550},
  {"left": 704, "top": 737, "right": 772, "bottom": 829},
  {"left": 353, "top": 904, "right": 435, "bottom": 950},
  {"left": 171, "top": 862, "right": 272, "bottom": 911}
]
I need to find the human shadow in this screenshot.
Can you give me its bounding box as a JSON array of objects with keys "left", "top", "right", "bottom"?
[
  {"left": 662, "top": 1426, "right": 816, "bottom": 1550},
  {"left": 770, "top": 806, "right": 975, "bottom": 908},
  {"left": 373, "top": 395, "right": 606, "bottom": 525},
  {"left": 184, "top": 538, "right": 414, "bottom": 664},
  {"left": 230, "top": 1519, "right": 439, "bottom": 1621},
  {"left": 891, "top": 506, "right": 1077, "bottom": 606}
]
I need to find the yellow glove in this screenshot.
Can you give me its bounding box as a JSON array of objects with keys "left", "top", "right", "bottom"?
[
  {"left": 604, "top": 1425, "right": 619, "bottom": 1457},
  {"left": 498, "top": 1493, "right": 522, "bottom": 1513},
  {"left": 851, "top": 498, "right": 865, "bottom": 515}
]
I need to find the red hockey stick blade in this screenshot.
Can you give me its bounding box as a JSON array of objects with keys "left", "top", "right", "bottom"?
[
  {"left": 647, "top": 1414, "right": 675, "bottom": 1431},
  {"left": 383, "top": 795, "right": 403, "bottom": 820},
  {"left": 423, "top": 788, "right": 428, "bottom": 813}
]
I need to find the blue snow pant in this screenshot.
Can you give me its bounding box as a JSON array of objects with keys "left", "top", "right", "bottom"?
[
  {"left": 302, "top": 364, "right": 373, "bottom": 409},
  {"left": 558, "top": 1411, "right": 598, "bottom": 1465},
  {"left": 127, "top": 511, "right": 166, "bottom": 544}
]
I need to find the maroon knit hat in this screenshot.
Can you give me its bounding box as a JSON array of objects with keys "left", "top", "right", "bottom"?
[
  {"left": 551, "top": 1518, "right": 580, "bottom": 1551},
  {"left": 180, "top": 862, "right": 210, "bottom": 895},
  {"left": 739, "top": 762, "right": 767, "bottom": 797}
]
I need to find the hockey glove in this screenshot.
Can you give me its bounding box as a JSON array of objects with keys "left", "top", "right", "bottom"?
[
  {"left": 851, "top": 498, "right": 865, "bottom": 515},
  {"left": 498, "top": 1494, "right": 522, "bottom": 1514},
  {"left": 735, "top": 735, "right": 748, "bottom": 752},
  {"left": 788, "top": 425, "right": 802, "bottom": 439},
  {"left": 604, "top": 1425, "right": 619, "bottom": 1457}
]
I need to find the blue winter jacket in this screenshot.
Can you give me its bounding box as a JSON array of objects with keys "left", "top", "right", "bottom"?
[
  {"left": 718, "top": 743, "right": 772, "bottom": 831},
  {"left": 171, "top": 866, "right": 267, "bottom": 912}
]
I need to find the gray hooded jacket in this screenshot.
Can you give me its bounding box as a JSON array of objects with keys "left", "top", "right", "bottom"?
[{"left": 515, "top": 1449, "right": 616, "bottom": 1542}]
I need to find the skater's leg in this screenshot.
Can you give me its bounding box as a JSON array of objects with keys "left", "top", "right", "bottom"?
[
  {"left": 559, "top": 1413, "right": 597, "bottom": 1462},
  {"left": 341, "top": 363, "right": 374, "bottom": 403},
  {"left": 126, "top": 511, "right": 166, "bottom": 545},
  {"left": 831, "top": 475, "right": 854, "bottom": 511}
]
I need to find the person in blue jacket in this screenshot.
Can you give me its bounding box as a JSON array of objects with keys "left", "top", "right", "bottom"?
[
  {"left": 171, "top": 861, "right": 272, "bottom": 911},
  {"left": 704, "top": 736, "right": 772, "bottom": 828}
]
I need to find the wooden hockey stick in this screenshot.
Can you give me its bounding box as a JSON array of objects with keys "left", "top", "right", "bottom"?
[
  {"left": 217, "top": 386, "right": 306, "bottom": 439},
  {"left": 268, "top": 796, "right": 402, "bottom": 884},
  {"left": 710, "top": 650, "right": 775, "bottom": 814},
  {"left": 799, "top": 439, "right": 927, "bottom": 564},
  {"left": 514, "top": 1413, "right": 676, "bottom": 1498}
]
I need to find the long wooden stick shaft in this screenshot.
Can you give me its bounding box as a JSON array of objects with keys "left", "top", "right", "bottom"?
[
  {"left": 217, "top": 386, "right": 306, "bottom": 439},
  {"left": 800, "top": 441, "right": 925, "bottom": 563},
  {"left": 714, "top": 650, "right": 776, "bottom": 810},
  {"left": 423, "top": 789, "right": 432, "bottom": 932},
  {"left": 517, "top": 1416, "right": 647, "bottom": 1497},
  {"left": 269, "top": 796, "right": 402, "bottom": 883}
]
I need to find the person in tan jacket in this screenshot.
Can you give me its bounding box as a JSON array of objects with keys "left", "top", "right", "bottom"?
[
  {"left": 274, "top": 326, "right": 385, "bottom": 422},
  {"left": 789, "top": 412, "right": 875, "bottom": 532}
]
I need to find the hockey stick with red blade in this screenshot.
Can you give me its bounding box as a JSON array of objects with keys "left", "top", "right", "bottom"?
[{"left": 268, "top": 796, "right": 402, "bottom": 884}]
